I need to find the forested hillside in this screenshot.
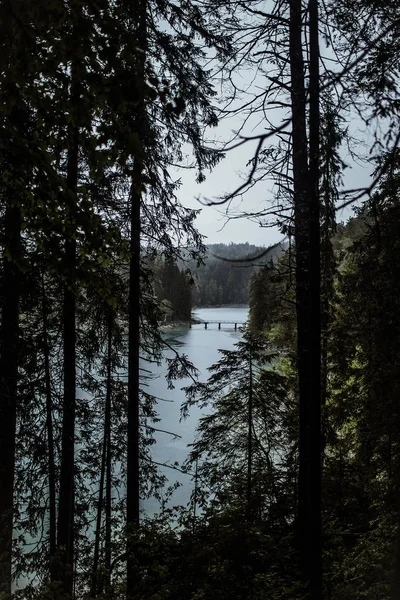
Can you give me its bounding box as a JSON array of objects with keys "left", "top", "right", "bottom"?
[
  {"left": 246, "top": 181, "right": 400, "bottom": 598},
  {"left": 151, "top": 257, "right": 192, "bottom": 321},
  {"left": 189, "top": 242, "right": 286, "bottom": 306}
]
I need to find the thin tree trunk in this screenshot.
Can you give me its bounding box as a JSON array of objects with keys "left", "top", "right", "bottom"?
[
  {"left": 57, "top": 107, "right": 78, "bottom": 598},
  {"left": 0, "top": 203, "right": 21, "bottom": 599},
  {"left": 105, "top": 380, "right": 112, "bottom": 592},
  {"left": 289, "top": 0, "right": 322, "bottom": 594},
  {"left": 91, "top": 310, "right": 113, "bottom": 597},
  {"left": 308, "top": 0, "right": 322, "bottom": 596},
  {"left": 193, "top": 456, "right": 199, "bottom": 533},
  {"left": 289, "top": 0, "right": 311, "bottom": 552},
  {"left": 126, "top": 0, "right": 147, "bottom": 597},
  {"left": 41, "top": 273, "right": 57, "bottom": 575},
  {"left": 127, "top": 164, "right": 142, "bottom": 597},
  {"left": 391, "top": 372, "right": 400, "bottom": 599},
  {"left": 247, "top": 348, "right": 255, "bottom": 600},
  {"left": 392, "top": 480, "right": 400, "bottom": 599},
  {"left": 320, "top": 166, "right": 333, "bottom": 416},
  {"left": 246, "top": 351, "right": 253, "bottom": 523}
]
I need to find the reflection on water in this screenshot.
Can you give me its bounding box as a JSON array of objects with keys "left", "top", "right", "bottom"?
[{"left": 144, "top": 306, "right": 249, "bottom": 514}]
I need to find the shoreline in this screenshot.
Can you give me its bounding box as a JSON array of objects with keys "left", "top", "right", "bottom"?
[
  {"left": 160, "top": 320, "right": 192, "bottom": 331},
  {"left": 160, "top": 305, "right": 249, "bottom": 331},
  {"left": 192, "top": 303, "right": 248, "bottom": 310}
]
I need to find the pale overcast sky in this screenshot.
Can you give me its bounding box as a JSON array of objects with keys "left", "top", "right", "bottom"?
[
  {"left": 176, "top": 142, "right": 284, "bottom": 247},
  {"left": 174, "top": 121, "right": 371, "bottom": 248},
  {"left": 171, "top": 19, "right": 381, "bottom": 249}
]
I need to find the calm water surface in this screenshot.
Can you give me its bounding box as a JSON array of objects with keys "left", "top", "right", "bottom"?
[
  {"left": 144, "top": 306, "right": 249, "bottom": 513},
  {"left": 15, "top": 308, "right": 248, "bottom": 590}
]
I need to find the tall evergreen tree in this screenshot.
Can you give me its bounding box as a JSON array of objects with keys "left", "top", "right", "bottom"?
[
  {"left": 57, "top": 60, "right": 79, "bottom": 600},
  {"left": 0, "top": 164, "right": 22, "bottom": 599},
  {"left": 125, "top": 0, "right": 147, "bottom": 593}
]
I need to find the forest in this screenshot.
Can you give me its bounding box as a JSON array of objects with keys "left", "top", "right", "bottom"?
[
  {"left": 151, "top": 257, "right": 193, "bottom": 321},
  {"left": 0, "top": 0, "right": 399, "bottom": 599},
  {"left": 189, "top": 242, "right": 286, "bottom": 307},
  {"left": 152, "top": 242, "right": 286, "bottom": 315}
]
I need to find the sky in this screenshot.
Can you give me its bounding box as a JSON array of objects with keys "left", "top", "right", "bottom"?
[
  {"left": 170, "top": 56, "right": 376, "bottom": 249},
  {"left": 176, "top": 139, "right": 284, "bottom": 248},
  {"left": 167, "top": 1, "right": 392, "bottom": 250},
  {"left": 173, "top": 118, "right": 371, "bottom": 249}
]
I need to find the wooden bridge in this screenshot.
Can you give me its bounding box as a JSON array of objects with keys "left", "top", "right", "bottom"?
[{"left": 190, "top": 320, "right": 245, "bottom": 331}]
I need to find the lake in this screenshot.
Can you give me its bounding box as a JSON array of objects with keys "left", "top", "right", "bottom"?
[
  {"left": 144, "top": 306, "right": 249, "bottom": 513},
  {"left": 13, "top": 307, "right": 248, "bottom": 591}
]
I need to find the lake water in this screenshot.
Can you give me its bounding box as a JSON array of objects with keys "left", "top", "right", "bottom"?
[
  {"left": 13, "top": 307, "right": 248, "bottom": 592},
  {"left": 144, "top": 306, "right": 249, "bottom": 513}
]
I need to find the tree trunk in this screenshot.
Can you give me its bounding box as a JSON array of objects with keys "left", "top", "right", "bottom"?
[
  {"left": 289, "top": 0, "right": 322, "bottom": 595},
  {"left": 127, "top": 164, "right": 142, "bottom": 597},
  {"left": 193, "top": 456, "right": 199, "bottom": 533},
  {"left": 246, "top": 350, "right": 253, "bottom": 523},
  {"left": 0, "top": 203, "right": 21, "bottom": 599},
  {"left": 392, "top": 496, "right": 400, "bottom": 599},
  {"left": 289, "top": 0, "right": 311, "bottom": 544},
  {"left": 105, "top": 377, "right": 112, "bottom": 593},
  {"left": 91, "top": 309, "right": 113, "bottom": 597},
  {"left": 57, "top": 117, "right": 78, "bottom": 598},
  {"left": 126, "top": 0, "right": 147, "bottom": 597},
  {"left": 41, "top": 273, "right": 57, "bottom": 575},
  {"left": 307, "top": 0, "right": 322, "bottom": 596}
]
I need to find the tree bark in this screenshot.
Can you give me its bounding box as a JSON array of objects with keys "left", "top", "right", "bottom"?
[
  {"left": 105, "top": 307, "right": 113, "bottom": 594},
  {"left": 126, "top": 0, "right": 147, "bottom": 597},
  {"left": 392, "top": 500, "right": 400, "bottom": 600},
  {"left": 57, "top": 106, "right": 78, "bottom": 598},
  {"left": 246, "top": 350, "right": 253, "bottom": 523},
  {"left": 289, "top": 0, "right": 311, "bottom": 542},
  {"left": 307, "top": 0, "right": 322, "bottom": 596},
  {"left": 41, "top": 273, "right": 57, "bottom": 576},
  {"left": 91, "top": 310, "right": 113, "bottom": 597},
  {"left": 0, "top": 202, "right": 21, "bottom": 599},
  {"left": 105, "top": 373, "right": 112, "bottom": 593},
  {"left": 127, "top": 165, "right": 142, "bottom": 597},
  {"left": 289, "top": 0, "right": 322, "bottom": 595}
]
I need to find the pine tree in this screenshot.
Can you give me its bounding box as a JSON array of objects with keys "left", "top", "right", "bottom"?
[{"left": 183, "top": 331, "right": 288, "bottom": 519}]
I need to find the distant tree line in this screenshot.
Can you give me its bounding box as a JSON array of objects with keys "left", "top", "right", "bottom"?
[
  {"left": 187, "top": 242, "right": 286, "bottom": 307},
  {"left": 151, "top": 257, "right": 192, "bottom": 322}
]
